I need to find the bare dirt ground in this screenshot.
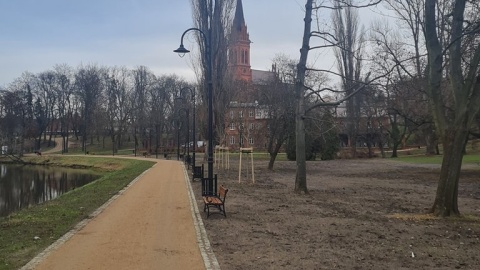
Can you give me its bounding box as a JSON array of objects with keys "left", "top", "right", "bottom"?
[{"left": 193, "top": 158, "right": 480, "bottom": 269}]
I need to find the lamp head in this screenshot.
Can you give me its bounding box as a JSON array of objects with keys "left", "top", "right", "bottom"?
[{"left": 173, "top": 44, "right": 190, "bottom": 58}]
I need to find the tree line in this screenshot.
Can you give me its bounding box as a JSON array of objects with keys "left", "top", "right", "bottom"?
[{"left": 0, "top": 64, "right": 194, "bottom": 155}]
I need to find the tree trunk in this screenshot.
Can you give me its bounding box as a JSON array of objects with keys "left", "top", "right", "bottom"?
[
  {"left": 295, "top": 96, "right": 307, "bottom": 193},
  {"left": 268, "top": 152, "right": 277, "bottom": 170},
  {"left": 424, "top": 0, "right": 480, "bottom": 217},
  {"left": 391, "top": 142, "right": 399, "bottom": 158},
  {"left": 267, "top": 138, "right": 284, "bottom": 170},
  {"left": 430, "top": 127, "right": 468, "bottom": 216},
  {"left": 293, "top": 0, "right": 313, "bottom": 194},
  {"left": 424, "top": 123, "right": 437, "bottom": 155}
]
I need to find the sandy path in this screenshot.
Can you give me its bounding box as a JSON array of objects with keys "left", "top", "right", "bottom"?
[
  {"left": 28, "top": 160, "right": 206, "bottom": 270},
  {"left": 41, "top": 137, "right": 63, "bottom": 154}
]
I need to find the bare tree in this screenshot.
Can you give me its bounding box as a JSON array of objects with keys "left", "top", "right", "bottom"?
[
  {"left": 53, "top": 64, "right": 74, "bottom": 153},
  {"left": 131, "top": 66, "right": 154, "bottom": 153},
  {"left": 190, "top": 0, "right": 235, "bottom": 147},
  {"left": 293, "top": 0, "right": 381, "bottom": 193},
  {"left": 36, "top": 71, "right": 59, "bottom": 148},
  {"left": 74, "top": 65, "right": 104, "bottom": 153},
  {"left": 1, "top": 73, "right": 35, "bottom": 155},
  {"left": 261, "top": 55, "right": 299, "bottom": 170},
  {"left": 424, "top": 0, "right": 480, "bottom": 216},
  {"left": 382, "top": 0, "right": 439, "bottom": 155},
  {"left": 151, "top": 74, "right": 185, "bottom": 156},
  {"left": 104, "top": 66, "right": 134, "bottom": 153},
  {"left": 332, "top": 0, "right": 366, "bottom": 157},
  {"left": 369, "top": 30, "right": 429, "bottom": 158}
]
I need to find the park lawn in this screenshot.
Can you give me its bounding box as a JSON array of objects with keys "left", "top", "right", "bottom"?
[
  {"left": 0, "top": 156, "right": 154, "bottom": 270},
  {"left": 397, "top": 154, "right": 480, "bottom": 165}
]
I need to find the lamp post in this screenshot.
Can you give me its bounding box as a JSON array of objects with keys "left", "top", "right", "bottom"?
[
  {"left": 176, "top": 119, "right": 181, "bottom": 161},
  {"left": 176, "top": 106, "right": 189, "bottom": 164},
  {"left": 179, "top": 87, "right": 196, "bottom": 170},
  {"left": 174, "top": 28, "right": 214, "bottom": 195},
  {"left": 155, "top": 124, "right": 159, "bottom": 159}
]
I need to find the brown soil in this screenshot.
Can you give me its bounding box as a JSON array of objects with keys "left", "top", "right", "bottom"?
[{"left": 194, "top": 159, "right": 480, "bottom": 269}]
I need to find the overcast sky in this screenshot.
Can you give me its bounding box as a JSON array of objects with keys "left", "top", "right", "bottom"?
[{"left": 0, "top": 0, "right": 383, "bottom": 87}]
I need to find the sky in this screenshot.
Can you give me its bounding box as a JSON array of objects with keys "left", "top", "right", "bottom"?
[{"left": 0, "top": 0, "right": 384, "bottom": 88}]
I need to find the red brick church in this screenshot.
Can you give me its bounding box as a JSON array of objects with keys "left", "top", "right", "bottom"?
[{"left": 223, "top": 0, "right": 276, "bottom": 151}]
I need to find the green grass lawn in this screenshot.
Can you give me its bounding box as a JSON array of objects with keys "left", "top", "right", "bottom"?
[{"left": 396, "top": 154, "right": 480, "bottom": 165}]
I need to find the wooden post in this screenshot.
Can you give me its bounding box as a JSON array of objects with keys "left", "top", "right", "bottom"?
[
  {"left": 238, "top": 147, "right": 254, "bottom": 183},
  {"left": 216, "top": 146, "right": 230, "bottom": 170}
]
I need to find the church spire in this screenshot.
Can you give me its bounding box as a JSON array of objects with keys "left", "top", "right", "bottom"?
[
  {"left": 233, "top": 0, "right": 246, "bottom": 31},
  {"left": 229, "top": 0, "right": 251, "bottom": 82}
]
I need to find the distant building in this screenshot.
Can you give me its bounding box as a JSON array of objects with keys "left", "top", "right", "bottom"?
[{"left": 223, "top": 0, "right": 277, "bottom": 151}]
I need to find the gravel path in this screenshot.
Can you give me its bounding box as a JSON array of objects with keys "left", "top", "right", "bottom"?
[{"left": 23, "top": 159, "right": 212, "bottom": 270}]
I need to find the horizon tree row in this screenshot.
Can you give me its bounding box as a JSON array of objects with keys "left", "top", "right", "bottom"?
[{"left": 0, "top": 64, "right": 197, "bottom": 156}]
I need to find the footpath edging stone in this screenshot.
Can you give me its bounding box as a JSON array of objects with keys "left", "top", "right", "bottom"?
[{"left": 182, "top": 165, "right": 221, "bottom": 270}]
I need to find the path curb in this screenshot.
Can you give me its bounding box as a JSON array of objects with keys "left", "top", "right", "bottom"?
[{"left": 182, "top": 165, "right": 221, "bottom": 270}]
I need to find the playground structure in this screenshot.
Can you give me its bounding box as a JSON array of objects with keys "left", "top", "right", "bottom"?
[
  {"left": 215, "top": 145, "right": 230, "bottom": 170},
  {"left": 238, "top": 147, "right": 254, "bottom": 183}
]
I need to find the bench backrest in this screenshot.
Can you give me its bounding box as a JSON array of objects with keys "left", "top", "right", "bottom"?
[{"left": 218, "top": 185, "right": 228, "bottom": 200}]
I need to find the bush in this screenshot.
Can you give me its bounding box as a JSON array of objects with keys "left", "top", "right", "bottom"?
[{"left": 286, "top": 111, "right": 340, "bottom": 161}]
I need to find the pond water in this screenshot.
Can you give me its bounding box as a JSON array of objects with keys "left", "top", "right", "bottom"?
[{"left": 0, "top": 164, "right": 100, "bottom": 217}]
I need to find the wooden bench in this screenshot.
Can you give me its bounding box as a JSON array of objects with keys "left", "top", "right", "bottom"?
[{"left": 203, "top": 185, "right": 228, "bottom": 218}]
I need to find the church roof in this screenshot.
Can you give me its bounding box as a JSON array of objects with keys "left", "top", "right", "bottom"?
[{"left": 252, "top": 69, "right": 276, "bottom": 84}]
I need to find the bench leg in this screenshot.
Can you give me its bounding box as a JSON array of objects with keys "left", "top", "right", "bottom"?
[
  {"left": 206, "top": 204, "right": 211, "bottom": 218},
  {"left": 218, "top": 204, "right": 226, "bottom": 217},
  {"left": 203, "top": 203, "right": 226, "bottom": 218}
]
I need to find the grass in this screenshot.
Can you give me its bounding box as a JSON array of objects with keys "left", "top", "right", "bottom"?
[
  {"left": 396, "top": 154, "right": 480, "bottom": 165},
  {"left": 0, "top": 156, "right": 154, "bottom": 270},
  {"left": 51, "top": 137, "right": 291, "bottom": 161}
]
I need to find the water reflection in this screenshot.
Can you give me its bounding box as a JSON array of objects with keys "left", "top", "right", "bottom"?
[{"left": 0, "top": 164, "right": 99, "bottom": 217}]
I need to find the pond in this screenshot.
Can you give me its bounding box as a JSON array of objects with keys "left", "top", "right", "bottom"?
[{"left": 0, "top": 163, "right": 100, "bottom": 217}]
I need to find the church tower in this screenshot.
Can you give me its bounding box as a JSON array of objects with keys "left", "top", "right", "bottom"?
[{"left": 228, "top": 0, "right": 252, "bottom": 82}]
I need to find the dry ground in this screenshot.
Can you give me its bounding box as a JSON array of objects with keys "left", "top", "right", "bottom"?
[{"left": 192, "top": 158, "right": 480, "bottom": 270}]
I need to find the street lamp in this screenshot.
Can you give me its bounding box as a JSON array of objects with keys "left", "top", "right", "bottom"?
[
  {"left": 176, "top": 105, "right": 189, "bottom": 164},
  {"left": 174, "top": 28, "right": 215, "bottom": 195},
  {"left": 176, "top": 117, "right": 181, "bottom": 161},
  {"left": 179, "top": 87, "right": 196, "bottom": 170}
]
